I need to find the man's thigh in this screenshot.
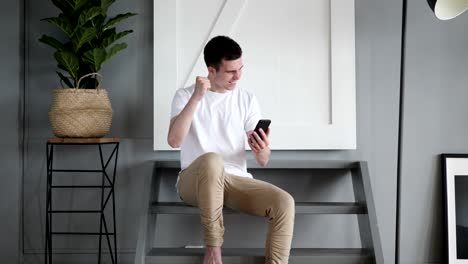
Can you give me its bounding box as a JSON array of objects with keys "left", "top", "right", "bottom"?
[
  {"left": 177, "top": 153, "right": 224, "bottom": 207},
  {"left": 224, "top": 174, "right": 289, "bottom": 217}
]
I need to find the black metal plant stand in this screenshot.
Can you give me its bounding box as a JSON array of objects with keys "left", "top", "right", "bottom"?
[{"left": 45, "top": 138, "right": 120, "bottom": 264}]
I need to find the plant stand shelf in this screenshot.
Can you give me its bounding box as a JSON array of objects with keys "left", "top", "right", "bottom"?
[{"left": 45, "top": 138, "right": 120, "bottom": 264}]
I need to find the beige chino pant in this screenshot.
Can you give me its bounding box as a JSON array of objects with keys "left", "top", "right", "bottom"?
[{"left": 177, "top": 152, "right": 295, "bottom": 264}]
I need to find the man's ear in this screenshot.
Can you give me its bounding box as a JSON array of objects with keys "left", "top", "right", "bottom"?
[{"left": 207, "top": 66, "right": 216, "bottom": 76}]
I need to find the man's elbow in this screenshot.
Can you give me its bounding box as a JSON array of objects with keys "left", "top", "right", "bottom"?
[
  {"left": 258, "top": 159, "right": 268, "bottom": 167},
  {"left": 167, "top": 136, "right": 181, "bottom": 148}
]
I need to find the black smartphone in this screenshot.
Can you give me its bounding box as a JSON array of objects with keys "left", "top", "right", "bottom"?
[{"left": 254, "top": 119, "right": 271, "bottom": 135}]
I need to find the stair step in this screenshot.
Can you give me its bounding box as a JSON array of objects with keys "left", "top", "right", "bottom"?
[
  {"left": 151, "top": 202, "right": 366, "bottom": 215},
  {"left": 147, "top": 247, "right": 372, "bottom": 263},
  {"left": 154, "top": 159, "right": 359, "bottom": 169}
]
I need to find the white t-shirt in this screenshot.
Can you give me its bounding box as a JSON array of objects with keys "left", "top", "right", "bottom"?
[{"left": 170, "top": 84, "right": 261, "bottom": 178}]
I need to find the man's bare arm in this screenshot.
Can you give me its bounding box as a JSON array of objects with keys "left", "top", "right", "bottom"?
[
  {"left": 167, "top": 96, "right": 200, "bottom": 147},
  {"left": 167, "top": 76, "right": 211, "bottom": 148}
]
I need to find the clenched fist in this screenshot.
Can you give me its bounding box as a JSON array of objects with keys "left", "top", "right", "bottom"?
[{"left": 193, "top": 76, "right": 212, "bottom": 101}]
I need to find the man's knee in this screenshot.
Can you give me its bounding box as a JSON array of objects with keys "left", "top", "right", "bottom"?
[
  {"left": 198, "top": 152, "right": 224, "bottom": 179},
  {"left": 275, "top": 190, "right": 295, "bottom": 216},
  {"left": 199, "top": 152, "right": 224, "bottom": 168}
]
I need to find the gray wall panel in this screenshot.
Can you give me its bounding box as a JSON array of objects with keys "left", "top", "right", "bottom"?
[
  {"left": 21, "top": 0, "right": 401, "bottom": 263},
  {"left": 0, "top": 0, "right": 22, "bottom": 263},
  {"left": 399, "top": 0, "right": 468, "bottom": 263}
]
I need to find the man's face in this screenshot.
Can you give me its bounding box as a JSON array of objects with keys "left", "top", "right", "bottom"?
[{"left": 209, "top": 58, "right": 243, "bottom": 92}]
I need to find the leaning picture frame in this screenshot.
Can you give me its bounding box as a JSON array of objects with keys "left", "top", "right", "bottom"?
[
  {"left": 153, "top": 0, "right": 356, "bottom": 150},
  {"left": 442, "top": 154, "right": 468, "bottom": 263}
]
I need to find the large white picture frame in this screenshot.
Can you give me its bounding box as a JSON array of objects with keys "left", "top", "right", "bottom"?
[
  {"left": 153, "top": 0, "right": 356, "bottom": 150},
  {"left": 442, "top": 154, "right": 468, "bottom": 264}
]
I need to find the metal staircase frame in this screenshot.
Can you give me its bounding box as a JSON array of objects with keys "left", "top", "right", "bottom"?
[{"left": 135, "top": 160, "right": 383, "bottom": 264}]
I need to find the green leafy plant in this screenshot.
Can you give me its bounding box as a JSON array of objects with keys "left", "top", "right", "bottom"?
[{"left": 39, "top": 0, "right": 137, "bottom": 89}]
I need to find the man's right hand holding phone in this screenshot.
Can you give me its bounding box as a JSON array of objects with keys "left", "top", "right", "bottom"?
[
  {"left": 248, "top": 127, "right": 271, "bottom": 167},
  {"left": 248, "top": 127, "right": 270, "bottom": 153}
]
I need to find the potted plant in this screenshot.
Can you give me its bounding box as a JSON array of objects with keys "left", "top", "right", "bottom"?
[{"left": 39, "top": 0, "right": 136, "bottom": 137}]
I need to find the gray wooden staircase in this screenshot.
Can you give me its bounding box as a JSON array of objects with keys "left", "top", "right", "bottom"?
[{"left": 135, "top": 160, "right": 383, "bottom": 264}]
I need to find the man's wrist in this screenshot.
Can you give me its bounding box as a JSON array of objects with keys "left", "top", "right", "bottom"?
[
  {"left": 189, "top": 94, "right": 202, "bottom": 103},
  {"left": 254, "top": 146, "right": 270, "bottom": 155}
]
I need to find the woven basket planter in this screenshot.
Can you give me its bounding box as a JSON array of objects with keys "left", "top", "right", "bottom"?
[{"left": 49, "top": 73, "right": 113, "bottom": 138}]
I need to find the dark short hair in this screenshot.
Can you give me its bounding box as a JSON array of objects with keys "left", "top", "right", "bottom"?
[{"left": 203, "top": 35, "right": 242, "bottom": 71}]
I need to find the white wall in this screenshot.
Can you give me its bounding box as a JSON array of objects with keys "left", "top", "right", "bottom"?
[{"left": 153, "top": 0, "right": 356, "bottom": 150}]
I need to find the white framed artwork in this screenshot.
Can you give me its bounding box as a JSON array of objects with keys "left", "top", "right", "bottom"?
[
  {"left": 153, "top": 0, "right": 356, "bottom": 150},
  {"left": 442, "top": 154, "right": 468, "bottom": 264}
]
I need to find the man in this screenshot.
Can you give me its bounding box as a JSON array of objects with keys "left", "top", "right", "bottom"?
[{"left": 167, "top": 35, "right": 295, "bottom": 264}]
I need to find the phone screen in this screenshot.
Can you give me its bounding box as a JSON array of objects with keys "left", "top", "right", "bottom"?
[{"left": 254, "top": 119, "right": 271, "bottom": 135}]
